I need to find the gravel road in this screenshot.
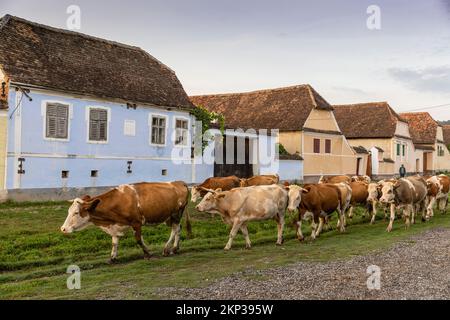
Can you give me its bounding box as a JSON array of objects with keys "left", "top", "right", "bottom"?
[{"left": 159, "top": 228, "right": 450, "bottom": 300}]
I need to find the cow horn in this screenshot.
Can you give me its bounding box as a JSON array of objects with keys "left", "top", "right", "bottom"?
[{"left": 199, "top": 187, "right": 216, "bottom": 193}]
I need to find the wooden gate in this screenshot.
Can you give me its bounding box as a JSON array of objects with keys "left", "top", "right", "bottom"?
[{"left": 214, "top": 135, "right": 253, "bottom": 178}]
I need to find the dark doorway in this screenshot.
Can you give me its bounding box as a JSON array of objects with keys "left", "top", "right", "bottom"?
[
  {"left": 356, "top": 158, "right": 361, "bottom": 176},
  {"left": 366, "top": 153, "right": 372, "bottom": 177},
  {"left": 214, "top": 135, "right": 253, "bottom": 178}
]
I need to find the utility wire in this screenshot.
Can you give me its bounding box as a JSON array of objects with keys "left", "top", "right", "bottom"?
[{"left": 401, "top": 103, "right": 450, "bottom": 112}]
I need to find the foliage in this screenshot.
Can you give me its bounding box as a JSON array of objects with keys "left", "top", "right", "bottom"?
[
  {"left": 276, "top": 143, "right": 290, "bottom": 156},
  {"left": 191, "top": 105, "right": 225, "bottom": 152}
]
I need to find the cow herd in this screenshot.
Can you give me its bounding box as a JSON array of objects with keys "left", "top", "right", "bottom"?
[{"left": 60, "top": 173, "right": 449, "bottom": 263}]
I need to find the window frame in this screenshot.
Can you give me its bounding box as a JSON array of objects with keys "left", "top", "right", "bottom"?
[
  {"left": 325, "top": 139, "right": 332, "bottom": 154},
  {"left": 313, "top": 138, "right": 321, "bottom": 154},
  {"left": 149, "top": 113, "right": 168, "bottom": 147},
  {"left": 123, "top": 119, "right": 136, "bottom": 137},
  {"left": 173, "top": 116, "right": 190, "bottom": 148},
  {"left": 41, "top": 100, "right": 73, "bottom": 142},
  {"left": 86, "top": 106, "right": 111, "bottom": 144}
]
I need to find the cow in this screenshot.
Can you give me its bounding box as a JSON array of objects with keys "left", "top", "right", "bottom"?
[
  {"left": 318, "top": 175, "right": 351, "bottom": 184},
  {"left": 190, "top": 176, "right": 241, "bottom": 203},
  {"left": 366, "top": 182, "right": 389, "bottom": 224},
  {"left": 426, "top": 175, "right": 450, "bottom": 218},
  {"left": 239, "top": 174, "right": 280, "bottom": 187},
  {"left": 346, "top": 181, "right": 371, "bottom": 222},
  {"left": 61, "top": 182, "right": 190, "bottom": 263},
  {"left": 286, "top": 183, "right": 346, "bottom": 241},
  {"left": 351, "top": 175, "right": 371, "bottom": 184},
  {"left": 195, "top": 185, "right": 288, "bottom": 250},
  {"left": 379, "top": 176, "right": 428, "bottom": 232}
]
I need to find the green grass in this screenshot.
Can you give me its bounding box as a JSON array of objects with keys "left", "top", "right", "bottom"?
[{"left": 0, "top": 200, "right": 449, "bottom": 299}]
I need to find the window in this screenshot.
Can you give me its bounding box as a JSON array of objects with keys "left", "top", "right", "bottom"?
[
  {"left": 123, "top": 120, "right": 136, "bottom": 136},
  {"left": 402, "top": 145, "right": 406, "bottom": 157},
  {"left": 61, "top": 171, "right": 69, "bottom": 179},
  {"left": 325, "top": 139, "right": 331, "bottom": 154},
  {"left": 438, "top": 145, "right": 445, "bottom": 157},
  {"left": 175, "top": 118, "right": 189, "bottom": 146},
  {"left": 313, "top": 139, "right": 321, "bottom": 154},
  {"left": 46, "top": 103, "right": 69, "bottom": 139},
  {"left": 151, "top": 116, "right": 166, "bottom": 145},
  {"left": 89, "top": 108, "right": 108, "bottom": 142},
  {"left": 91, "top": 170, "right": 98, "bottom": 178},
  {"left": 162, "top": 169, "right": 168, "bottom": 176},
  {"left": 397, "top": 144, "right": 401, "bottom": 156}
]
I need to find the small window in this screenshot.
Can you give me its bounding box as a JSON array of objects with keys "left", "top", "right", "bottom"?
[
  {"left": 124, "top": 120, "right": 136, "bottom": 136},
  {"left": 91, "top": 170, "right": 98, "bottom": 178},
  {"left": 313, "top": 139, "right": 321, "bottom": 154},
  {"left": 46, "top": 103, "right": 69, "bottom": 139},
  {"left": 325, "top": 139, "right": 331, "bottom": 154},
  {"left": 162, "top": 169, "right": 168, "bottom": 176},
  {"left": 151, "top": 116, "right": 166, "bottom": 145},
  {"left": 89, "top": 108, "right": 108, "bottom": 142},
  {"left": 397, "top": 144, "right": 401, "bottom": 156},
  {"left": 402, "top": 145, "right": 406, "bottom": 157},
  {"left": 61, "top": 171, "right": 69, "bottom": 179},
  {"left": 175, "top": 119, "right": 189, "bottom": 146}
]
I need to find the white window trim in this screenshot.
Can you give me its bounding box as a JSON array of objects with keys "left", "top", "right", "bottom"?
[
  {"left": 173, "top": 116, "right": 191, "bottom": 148},
  {"left": 41, "top": 100, "right": 73, "bottom": 142},
  {"left": 149, "top": 113, "right": 168, "bottom": 147},
  {"left": 85, "top": 106, "right": 111, "bottom": 144},
  {"left": 123, "top": 119, "right": 136, "bottom": 137}
]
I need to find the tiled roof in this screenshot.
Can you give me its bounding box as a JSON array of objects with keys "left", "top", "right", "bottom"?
[
  {"left": 190, "top": 84, "right": 333, "bottom": 131},
  {"left": 0, "top": 15, "right": 193, "bottom": 109},
  {"left": 333, "top": 102, "right": 405, "bottom": 139},
  {"left": 399, "top": 112, "right": 438, "bottom": 145}
]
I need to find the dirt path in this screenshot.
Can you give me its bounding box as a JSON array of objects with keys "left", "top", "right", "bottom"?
[{"left": 158, "top": 228, "right": 450, "bottom": 300}]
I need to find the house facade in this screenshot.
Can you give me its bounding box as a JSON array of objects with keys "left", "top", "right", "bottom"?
[
  {"left": 444, "top": 125, "right": 450, "bottom": 151},
  {"left": 191, "top": 85, "right": 358, "bottom": 183},
  {"left": 334, "top": 102, "right": 416, "bottom": 179},
  {"left": 0, "top": 15, "right": 214, "bottom": 201},
  {"left": 400, "top": 112, "right": 450, "bottom": 173}
]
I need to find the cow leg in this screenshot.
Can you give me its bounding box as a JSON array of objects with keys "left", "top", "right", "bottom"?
[
  {"left": 427, "top": 196, "right": 436, "bottom": 218},
  {"left": 438, "top": 197, "right": 447, "bottom": 214},
  {"left": 275, "top": 214, "right": 285, "bottom": 245},
  {"left": 171, "top": 223, "right": 182, "bottom": 255},
  {"left": 109, "top": 236, "right": 119, "bottom": 263},
  {"left": 386, "top": 203, "right": 396, "bottom": 232},
  {"left": 224, "top": 221, "right": 243, "bottom": 251},
  {"left": 133, "top": 226, "right": 152, "bottom": 259},
  {"left": 240, "top": 224, "right": 251, "bottom": 249},
  {"left": 310, "top": 216, "right": 319, "bottom": 240},
  {"left": 404, "top": 205, "right": 412, "bottom": 229},
  {"left": 348, "top": 206, "right": 354, "bottom": 219},
  {"left": 296, "top": 219, "right": 304, "bottom": 241},
  {"left": 163, "top": 223, "right": 178, "bottom": 256},
  {"left": 370, "top": 201, "right": 377, "bottom": 224},
  {"left": 315, "top": 216, "right": 325, "bottom": 237}
]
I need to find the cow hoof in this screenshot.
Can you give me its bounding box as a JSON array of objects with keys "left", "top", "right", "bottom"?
[
  {"left": 297, "top": 236, "right": 305, "bottom": 242},
  {"left": 170, "top": 248, "right": 179, "bottom": 255},
  {"left": 144, "top": 253, "right": 154, "bottom": 260},
  {"left": 224, "top": 247, "right": 231, "bottom": 251},
  {"left": 245, "top": 245, "right": 252, "bottom": 250},
  {"left": 108, "top": 258, "right": 118, "bottom": 265}
]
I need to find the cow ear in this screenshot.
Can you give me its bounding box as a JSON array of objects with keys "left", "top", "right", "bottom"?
[
  {"left": 301, "top": 188, "right": 309, "bottom": 194},
  {"left": 393, "top": 181, "right": 401, "bottom": 189},
  {"left": 215, "top": 193, "right": 226, "bottom": 199},
  {"left": 84, "top": 199, "right": 100, "bottom": 212},
  {"left": 81, "top": 195, "right": 92, "bottom": 201}
]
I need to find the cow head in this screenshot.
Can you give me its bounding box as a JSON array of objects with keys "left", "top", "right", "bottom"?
[
  {"left": 195, "top": 189, "right": 225, "bottom": 213},
  {"left": 367, "top": 183, "right": 381, "bottom": 202},
  {"left": 379, "top": 181, "right": 399, "bottom": 204},
  {"left": 285, "top": 185, "right": 309, "bottom": 213},
  {"left": 60, "top": 197, "right": 100, "bottom": 234}
]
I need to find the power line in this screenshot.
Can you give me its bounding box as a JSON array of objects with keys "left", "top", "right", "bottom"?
[{"left": 402, "top": 103, "right": 450, "bottom": 112}]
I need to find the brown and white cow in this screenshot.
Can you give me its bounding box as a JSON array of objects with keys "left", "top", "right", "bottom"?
[
  {"left": 191, "top": 176, "right": 241, "bottom": 203},
  {"left": 286, "top": 183, "right": 346, "bottom": 241},
  {"left": 239, "top": 174, "right": 280, "bottom": 187},
  {"left": 351, "top": 175, "right": 372, "bottom": 184},
  {"left": 346, "top": 181, "right": 371, "bottom": 221},
  {"left": 379, "top": 176, "right": 428, "bottom": 232},
  {"left": 195, "top": 185, "right": 288, "bottom": 250},
  {"left": 426, "top": 175, "right": 450, "bottom": 218},
  {"left": 61, "top": 182, "right": 190, "bottom": 262},
  {"left": 318, "top": 175, "right": 352, "bottom": 184}
]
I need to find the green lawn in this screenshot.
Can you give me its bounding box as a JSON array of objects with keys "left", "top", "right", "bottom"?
[{"left": 0, "top": 200, "right": 449, "bottom": 299}]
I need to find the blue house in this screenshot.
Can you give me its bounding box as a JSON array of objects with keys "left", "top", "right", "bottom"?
[{"left": 0, "top": 15, "right": 213, "bottom": 201}]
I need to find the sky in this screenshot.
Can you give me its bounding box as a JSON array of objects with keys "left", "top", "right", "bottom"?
[{"left": 1, "top": 0, "right": 450, "bottom": 120}]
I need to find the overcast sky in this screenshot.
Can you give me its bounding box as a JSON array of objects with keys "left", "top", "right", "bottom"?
[{"left": 1, "top": 0, "right": 450, "bottom": 120}]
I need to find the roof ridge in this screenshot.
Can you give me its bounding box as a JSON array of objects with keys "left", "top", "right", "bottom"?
[
  {"left": 334, "top": 101, "right": 389, "bottom": 108},
  {"left": 306, "top": 85, "right": 318, "bottom": 108},
  {"left": 189, "top": 84, "right": 310, "bottom": 98}
]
